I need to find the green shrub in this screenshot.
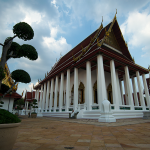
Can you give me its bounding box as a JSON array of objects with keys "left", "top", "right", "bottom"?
[{"left": 0, "top": 109, "right": 21, "bottom": 124}]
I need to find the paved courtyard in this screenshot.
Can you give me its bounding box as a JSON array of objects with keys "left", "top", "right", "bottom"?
[{"left": 13, "top": 116, "right": 150, "bottom": 150}]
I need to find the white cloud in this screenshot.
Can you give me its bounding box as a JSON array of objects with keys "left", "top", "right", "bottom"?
[
  {"left": 42, "top": 36, "right": 72, "bottom": 54},
  {"left": 21, "top": 7, "right": 43, "bottom": 25},
  {"left": 120, "top": 11, "right": 150, "bottom": 57}
]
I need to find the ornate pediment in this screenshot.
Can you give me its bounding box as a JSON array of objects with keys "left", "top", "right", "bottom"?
[
  {"left": 104, "top": 29, "right": 121, "bottom": 52},
  {"left": 1, "top": 60, "right": 18, "bottom": 91}
]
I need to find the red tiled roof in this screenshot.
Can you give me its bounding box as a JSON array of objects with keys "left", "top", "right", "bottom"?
[
  {"left": 24, "top": 91, "right": 41, "bottom": 101},
  {"left": 0, "top": 92, "right": 22, "bottom": 99}
]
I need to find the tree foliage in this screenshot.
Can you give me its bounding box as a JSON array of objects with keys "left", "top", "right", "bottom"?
[
  {"left": 0, "top": 109, "right": 21, "bottom": 124},
  {"left": 13, "top": 22, "right": 34, "bottom": 41},
  {"left": 0, "top": 83, "right": 10, "bottom": 94},
  {"left": 7, "top": 42, "right": 20, "bottom": 60},
  {"left": 11, "top": 69, "right": 31, "bottom": 83},
  {"left": 0, "top": 22, "right": 38, "bottom": 100},
  {"left": 18, "top": 44, "right": 38, "bottom": 60}
]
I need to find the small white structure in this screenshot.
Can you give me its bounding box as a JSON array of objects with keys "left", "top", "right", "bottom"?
[{"left": 98, "top": 99, "right": 116, "bottom": 122}]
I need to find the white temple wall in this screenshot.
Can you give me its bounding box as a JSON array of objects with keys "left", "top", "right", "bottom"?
[
  {"left": 1, "top": 98, "right": 14, "bottom": 113},
  {"left": 52, "top": 68, "right": 113, "bottom": 105}
]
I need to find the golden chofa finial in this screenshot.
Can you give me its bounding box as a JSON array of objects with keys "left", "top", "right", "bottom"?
[
  {"left": 148, "top": 65, "right": 150, "bottom": 72},
  {"left": 114, "top": 9, "right": 117, "bottom": 19},
  {"left": 100, "top": 16, "right": 103, "bottom": 28}
]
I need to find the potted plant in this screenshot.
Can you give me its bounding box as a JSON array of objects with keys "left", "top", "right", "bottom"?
[
  {"left": 31, "top": 99, "right": 38, "bottom": 118},
  {"left": 0, "top": 108, "right": 21, "bottom": 150}
]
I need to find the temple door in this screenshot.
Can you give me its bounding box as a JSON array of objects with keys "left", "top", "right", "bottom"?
[
  {"left": 78, "top": 82, "right": 85, "bottom": 104},
  {"left": 53, "top": 92, "right": 54, "bottom": 107},
  {"left": 107, "top": 83, "right": 113, "bottom": 104},
  {"left": 93, "top": 81, "right": 98, "bottom": 104},
  {"left": 57, "top": 92, "right": 59, "bottom": 107},
  {"left": 71, "top": 85, "right": 74, "bottom": 105},
  {"left": 78, "top": 90, "right": 81, "bottom": 104}
]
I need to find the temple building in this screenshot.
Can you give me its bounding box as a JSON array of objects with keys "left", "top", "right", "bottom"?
[
  {"left": 33, "top": 14, "right": 150, "bottom": 120},
  {"left": 0, "top": 61, "right": 22, "bottom": 112},
  {"left": 24, "top": 90, "right": 41, "bottom": 110}
]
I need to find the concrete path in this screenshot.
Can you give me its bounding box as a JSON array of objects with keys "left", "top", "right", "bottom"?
[{"left": 13, "top": 116, "right": 150, "bottom": 150}]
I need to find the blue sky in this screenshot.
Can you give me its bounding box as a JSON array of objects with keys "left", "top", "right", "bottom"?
[{"left": 0, "top": 0, "right": 150, "bottom": 96}]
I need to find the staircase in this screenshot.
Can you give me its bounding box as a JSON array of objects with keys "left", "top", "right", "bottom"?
[{"left": 69, "top": 111, "right": 79, "bottom": 119}]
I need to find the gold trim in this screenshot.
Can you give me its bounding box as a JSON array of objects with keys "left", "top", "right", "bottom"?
[{"left": 72, "top": 23, "right": 103, "bottom": 62}]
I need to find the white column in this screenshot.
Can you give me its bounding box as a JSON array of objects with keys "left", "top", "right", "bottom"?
[
  {"left": 35, "top": 90, "right": 37, "bottom": 99},
  {"left": 65, "top": 69, "right": 71, "bottom": 112},
  {"left": 86, "top": 61, "right": 92, "bottom": 110},
  {"left": 123, "top": 75, "right": 128, "bottom": 105},
  {"left": 59, "top": 73, "right": 64, "bottom": 112},
  {"left": 97, "top": 54, "right": 107, "bottom": 111},
  {"left": 124, "top": 66, "right": 134, "bottom": 110},
  {"left": 39, "top": 84, "right": 43, "bottom": 108},
  {"left": 42, "top": 82, "right": 47, "bottom": 111},
  {"left": 54, "top": 76, "right": 58, "bottom": 112},
  {"left": 45, "top": 80, "right": 50, "bottom": 112},
  {"left": 49, "top": 78, "right": 54, "bottom": 112},
  {"left": 116, "top": 70, "right": 122, "bottom": 105},
  {"left": 37, "top": 89, "right": 39, "bottom": 106},
  {"left": 136, "top": 71, "right": 146, "bottom": 110},
  {"left": 142, "top": 74, "right": 150, "bottom": 107},
  {"left": 110, "top": 60, "right": 119, "bottom": 110},
  {"left": 74, "top": 68, "right": 78, "bottom": 111},
  {"left": 132, "top": 77, "right": 139, "bottom": 106},
  {"left": 119, "top": 80, "right": 124, "bottom": 105},
  {"left": 27, "top": 101, "right": 28, "bottom": 109}
]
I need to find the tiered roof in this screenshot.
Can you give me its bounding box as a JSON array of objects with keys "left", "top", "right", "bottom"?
[
  {"left": 24, "top": 90, "right": 41, "bottom": 102},
  {"left": 34, "top": 14, "right": 149, "bottom": 90}
]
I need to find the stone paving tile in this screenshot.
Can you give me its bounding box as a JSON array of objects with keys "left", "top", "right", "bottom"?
[{"left": 12, "top": 116, "right": 150, "bottom": 150}]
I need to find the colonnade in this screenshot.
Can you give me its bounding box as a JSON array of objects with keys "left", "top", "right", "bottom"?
[{"left": 35, "top": 54, "right": 150, "bottom": 112}]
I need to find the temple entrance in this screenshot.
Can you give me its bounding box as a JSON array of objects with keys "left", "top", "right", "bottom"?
[
  {"left": 93, "top": 81, "right": 98, "bottom": 104},
  {"left": 71, "top": 85, "right": 74, "bottom": 105},
  {"left": 53, "top": 92, "right": 54, "bottom": 107},
  {"left": 107, "top": 83, "right": 113, "bottom": 104},
  {"left": 57, "top": 92, "right": 59, "bottom": 107},
  {"left": 95, "top": 90, "right": 98, "bottom": 104},
  {"left": 78, "top": 82, "right": 85, "bottom": 104},
  {"left": 63, "top": 91, "right": 66, "bottom": 106}
]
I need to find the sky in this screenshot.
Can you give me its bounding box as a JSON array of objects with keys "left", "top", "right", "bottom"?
[{"left": 0, "top": 0, "right": 150, "bottom": 97}]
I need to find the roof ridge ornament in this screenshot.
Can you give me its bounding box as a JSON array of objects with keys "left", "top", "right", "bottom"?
[{"left": 72, "top": 18, "right": 104, "bottom": 62}]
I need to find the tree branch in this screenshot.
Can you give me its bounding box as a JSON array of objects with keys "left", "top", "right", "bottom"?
[
  {"left": 0, "top": 43, "right": 4, "bottom": 46},
  {"left": 7, "top": 54, "right": 16, "bottom": 57},
  {"left": 0, "top": 81, "right": 17, "bottom": 99}
]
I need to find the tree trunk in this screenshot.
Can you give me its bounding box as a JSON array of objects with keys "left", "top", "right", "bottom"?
[
  {"left": 0, "top": 81, "right": 17, "bottom": 100},
  {"left": 0, "top": 40, "right": 13, "bottom": 91}
]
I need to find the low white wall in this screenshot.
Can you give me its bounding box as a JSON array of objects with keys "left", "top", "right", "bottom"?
[{"left": 0, "top": 97, "right": 14, "bottom": 113}]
